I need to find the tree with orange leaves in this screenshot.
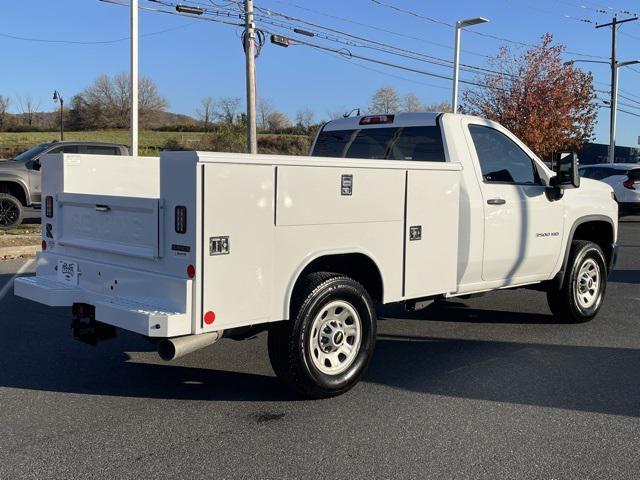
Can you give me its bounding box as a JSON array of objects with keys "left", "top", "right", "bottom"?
[{"left": 462, "top": 34, "right": 598, "bottom": 159}]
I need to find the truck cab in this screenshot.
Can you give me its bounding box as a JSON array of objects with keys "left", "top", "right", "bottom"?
[{"left": 311, "top": 112, "right": 617, "bottom": 295}]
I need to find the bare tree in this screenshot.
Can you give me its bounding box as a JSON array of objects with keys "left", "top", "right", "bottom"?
[
  {"left": 215, "top": 97, "right": 241, "bottom": 125},
  {"left": 403, "top": 93, "right": 424, "bottom": 112},
  {"left": 18, "top": 95, "right": 41, "bottom": 127},
  {"left": 0, "top": 95, "right": 10, "bottom": 130},
  {"left": 266, "top": 111, "right": 291, "bottom": 132},
  {"left": 423, "top": 101, "right": 452, "bottom": 113},
  {"left": 325, "top": 107, "right": 349, "bottom": 121},
  {"left": 257, "top": 98, "right": 275, "bottom": 131},
  {"left": 74, "top": 73, "right": 167, "bottom": 129},
  {"left": 295, "top": 107, "right": 315, "bottom": 128},
  {"left": 197, "top": 96, "right": 215, "bottom": 129},
  {"left": 370, "top": 86, "right": 400, "bottom": 114}
]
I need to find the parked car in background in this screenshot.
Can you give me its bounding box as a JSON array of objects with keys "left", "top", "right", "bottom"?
[
  {"left": 0, "top": 141, "right": 129, "bottom": 227},
  {"left": 579, "top": 163, "right": 640, "bottom": 217}
]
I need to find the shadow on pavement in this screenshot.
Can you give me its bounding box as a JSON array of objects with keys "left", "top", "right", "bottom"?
[
  {"left": 365, "top": 335, "right": 640, "bottom": 418},
  {"left": 377, "top": 300, "right": 557, "bottom": 325},
  {"left": 0, "top": 295, "right": 637, "bottom": 417},
  {"left": 609, "top": 269, "right": 640, "bottom": 284}
]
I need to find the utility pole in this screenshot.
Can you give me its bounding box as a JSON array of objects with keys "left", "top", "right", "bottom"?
[
  {"left": 131, "top": 0, "right": 139, "bottom": 156},
  {"left": 596, "top": 15, "right": 638, "bottom": 163},
  {"left": 244, "top": 0, "right": 258, "bottom": 154}
]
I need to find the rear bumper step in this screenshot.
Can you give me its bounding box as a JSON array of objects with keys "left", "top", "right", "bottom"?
[{"left": 14, "top": 275, "right": 189, "bottom": 338}]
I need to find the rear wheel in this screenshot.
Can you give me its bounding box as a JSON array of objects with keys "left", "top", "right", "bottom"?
[
  {"left": 547, "top": 240, "right": 607, "bottom": 323},
  {"left": 268, "top": 272, "right": 377, "bottom": 399},
  {"left": 0, "top": 193, "right": 23, "bottom": 228}
]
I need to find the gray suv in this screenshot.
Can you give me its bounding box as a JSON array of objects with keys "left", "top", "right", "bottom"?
[{"left": 0, "top": 141, "right": 129, "bottom": 227}]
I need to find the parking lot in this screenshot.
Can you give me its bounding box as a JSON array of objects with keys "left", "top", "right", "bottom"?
[{"left": 0, "top": 218, "right": 638, "bottom": 479}]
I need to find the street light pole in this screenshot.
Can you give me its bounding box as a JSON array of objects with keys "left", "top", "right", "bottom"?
[
  {"left": 452, "top": 17, "right": 488, "bottom": 113},
  {"left": 53, "top": 90, "right": 64, "bottom": 141},
  {"left": 131, "top": 0, "right": 139, "bottom": 156},
  {"left": 244, "top": 0, "right": 258, "bottom": 154}
]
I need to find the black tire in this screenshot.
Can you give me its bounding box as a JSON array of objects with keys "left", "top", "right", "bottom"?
[
  {"left": 0, "top": 193, "right": 24, "bottom": 228},
  {"left": 547, "top": 240, "right": 607, "bottom": 323},
  {"left": 268, "top": 272, "right": 377, "bottom": 399}
]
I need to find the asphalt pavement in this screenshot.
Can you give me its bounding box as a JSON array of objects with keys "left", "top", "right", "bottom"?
[{"left": 0, "top": 219, "right": 638, "bottom": 479}]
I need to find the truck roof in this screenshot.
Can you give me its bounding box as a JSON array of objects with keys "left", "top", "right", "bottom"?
[{"left": 323, "top": 112, "right": 441, "bottom": 131}]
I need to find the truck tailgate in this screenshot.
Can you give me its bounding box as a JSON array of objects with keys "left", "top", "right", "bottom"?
[{"left": 57, "top": 193, "right": 162, "bottom": 259}]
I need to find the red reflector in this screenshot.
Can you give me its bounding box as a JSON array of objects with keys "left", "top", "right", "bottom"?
[
  {"left": 41, "top": 240, "right": 47, "bottom": 251},
  {"left": 175, "top": 206, "right": 187, "bottom": 234},
  {"left": 359, "top": 114, "right": 395, "bottom": 125},
  {"left": 623, "top": 178, "right": 636, "bottom": 190},
  {"left": 187, "top": 264, "right": 196, "bottom": 278},
  {"left": 45, "top": 196, "right": 53, "bottom": 218},
  {"left": 204, "top": 311, "right": 216, "bottom": 325}
]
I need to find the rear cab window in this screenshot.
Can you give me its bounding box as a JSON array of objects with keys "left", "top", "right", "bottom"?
[{"left": 312, "top": 123, "right": 446, "bottom": 162}]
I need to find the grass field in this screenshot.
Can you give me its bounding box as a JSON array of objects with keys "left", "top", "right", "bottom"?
[
  {"left": 0, "top": 130, "right": 312, "bottom": 157},
  {"left": 0, "top": 131, "right": 209, "bottom": 158}
]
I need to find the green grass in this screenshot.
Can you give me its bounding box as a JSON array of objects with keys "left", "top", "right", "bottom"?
[{"left": 0, "top": 130, "right": 209, "bottom": 158}]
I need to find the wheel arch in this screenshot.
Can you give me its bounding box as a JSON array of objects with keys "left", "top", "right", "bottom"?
[
  {"left": 0, "top": 179, "right": 30, "bottom": 206},
  {"left": 284, "top": 249, "right": 385, "bottom": 319},
  {"left": 555, "top": 215, "right": 615, "bottom": 286}
]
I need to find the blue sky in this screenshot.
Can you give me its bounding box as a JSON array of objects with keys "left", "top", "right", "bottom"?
[{"left": 1, "top": 0, "right": 640, "bottom": 146}]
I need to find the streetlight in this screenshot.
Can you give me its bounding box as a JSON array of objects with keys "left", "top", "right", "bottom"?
[
  {"left": 452, "top": 17, "right": 489, "bottom": 113},
  {"left": 52, "top": 90, "right": 64, "bottom": 141},
  {"left": 565, "top": 58, "right": 640, "bottom": 163}
]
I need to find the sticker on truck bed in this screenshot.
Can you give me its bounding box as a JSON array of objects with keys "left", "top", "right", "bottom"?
[{"left": 57, "top": 260, "right": 79, "bottom": 286}]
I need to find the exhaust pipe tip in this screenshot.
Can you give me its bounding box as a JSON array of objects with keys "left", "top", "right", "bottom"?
[
  {"left": 157, "top": 331, "right": 223, "bottom": 361},
  {"left": 158, "top": 339, "right": 177, "bottom": 361}
]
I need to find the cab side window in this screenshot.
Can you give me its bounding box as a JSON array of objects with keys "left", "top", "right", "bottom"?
[{"left": 469, "top": 125, "right": 540, "bottom": 185}]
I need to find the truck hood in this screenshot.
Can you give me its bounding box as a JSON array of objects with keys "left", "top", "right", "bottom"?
[{"left": 579, "top": 177, "right": 615, "bottom": 194}]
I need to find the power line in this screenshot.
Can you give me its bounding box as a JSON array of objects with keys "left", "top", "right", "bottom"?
[
  {"left": 256, "top": 14, "right": 514, "bottom": 79},
  {"left": 264, "top": 31, "right": 509, "bottom": 91},
  {"left": 0, "top": 21, "right": 198, "bottom": 45},
  {"left": 259, "top": 0, "right": 492, "bottom": 58},
  {"left": 369, "top": 0, "right": 610, "bottom": 60}
]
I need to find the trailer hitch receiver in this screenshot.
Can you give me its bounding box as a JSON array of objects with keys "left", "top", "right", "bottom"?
[{"left": 71, "top": 303, "right": 117, "bottom": 345}]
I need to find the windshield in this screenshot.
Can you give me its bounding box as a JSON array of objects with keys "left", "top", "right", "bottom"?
[
  {"left": 312, "top": 126, "right": 446, "bottom": 162},
  {"left": 12, "top": 144, "right": 51, "bottom": 162}
]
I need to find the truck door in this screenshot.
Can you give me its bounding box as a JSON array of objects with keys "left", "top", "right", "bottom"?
[{"left": 466, "top": 123, "right": 564, "bottom": 282}]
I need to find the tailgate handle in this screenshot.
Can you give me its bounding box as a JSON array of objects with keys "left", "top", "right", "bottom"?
[{"left": 95, "top": 204, "right": 111, "bottom": 212}]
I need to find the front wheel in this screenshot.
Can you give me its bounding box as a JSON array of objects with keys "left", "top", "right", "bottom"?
[
  {"left": 547, "top": 240, "right": 607, "bottom": 323},
  {"left": 268, "top": 272, "right": 377, "bottom": 399}
]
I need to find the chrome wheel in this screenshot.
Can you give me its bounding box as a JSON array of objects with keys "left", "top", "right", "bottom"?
[
  {"left": 575, "top": 258, "right": 600, "bottom": 309},
  {"left": 0, "top": 197, "right": 20, "bottom": 227},
  {"left": 309, "top": 300, "right": 362, "bottom": 375}
]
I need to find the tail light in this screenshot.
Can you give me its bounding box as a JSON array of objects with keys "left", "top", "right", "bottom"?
[
  {"left": 623, "top": 178, "right": 636, "bottom": 190},
  {"left": 45, "top": 196, "right": 53, "bottom": 218},
  {"left": 175, "top": 206, "right": 187, "bottom": 234}
]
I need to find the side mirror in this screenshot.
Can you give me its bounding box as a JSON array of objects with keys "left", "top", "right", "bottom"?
[
  {"left": 551, "top": 151, "right": 580, "bottom": 189},
  {"left": 31, "top": 159, "right": 41, "bottom": 171}
]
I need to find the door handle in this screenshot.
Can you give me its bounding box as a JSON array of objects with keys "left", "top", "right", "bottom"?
[
  {"left": 95, "top": 204, "right": 111, "bottom": 212},
  {"left": 487, "top": 198, "right": 506, "bottom": 205}
]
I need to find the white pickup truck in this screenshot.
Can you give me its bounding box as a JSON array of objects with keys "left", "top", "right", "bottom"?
[{"left": 15, "top": 112, "right": 618, "bottom": 398}]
